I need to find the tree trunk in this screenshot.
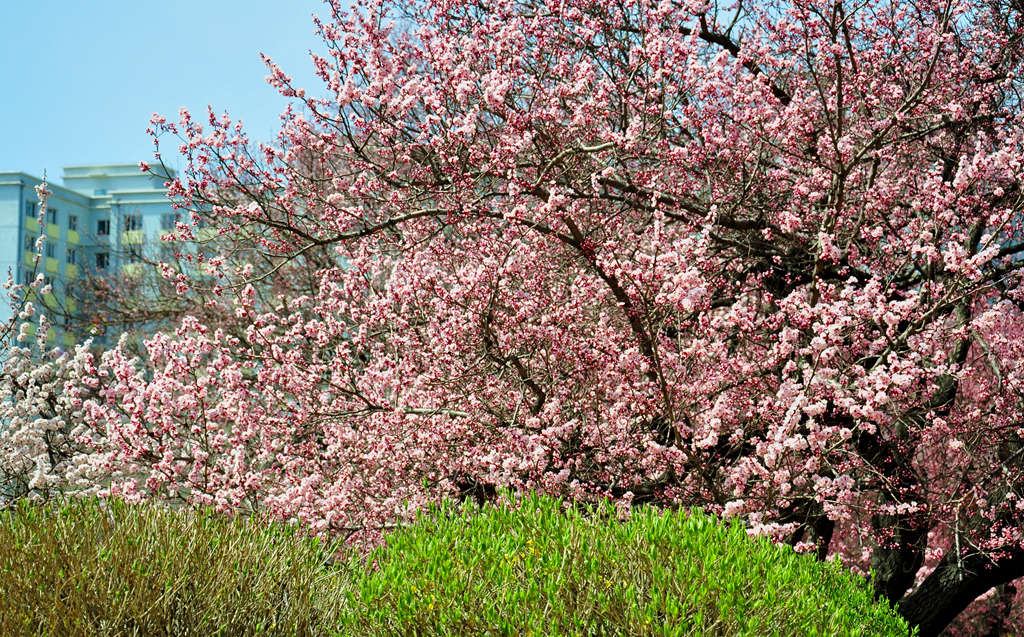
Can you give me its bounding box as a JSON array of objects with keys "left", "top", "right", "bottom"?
[
  {"left": 855, "top": 426, "right": 928, "bottom": 603},
  {"left": 898, "top": 549, "right": 1024, "bottom": 637},
  {"left": 979, "top": 583, "right": 1017, "bottom": 637}
]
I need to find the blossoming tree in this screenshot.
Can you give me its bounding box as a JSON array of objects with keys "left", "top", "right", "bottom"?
[{"left": 7, "top": 0, "right": 1024, "bottom": 632}]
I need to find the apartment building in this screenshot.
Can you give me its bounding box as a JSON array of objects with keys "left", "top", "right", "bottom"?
[{"left": 0, "top": 163, "right": 179, "bottom": 347}]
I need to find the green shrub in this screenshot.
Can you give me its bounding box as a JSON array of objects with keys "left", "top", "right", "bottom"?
[
  {"left": 0, "top": 498, "right": 348, "bottom": 636},
  {"left": 0, "top": 494, "right": 912, "bottom": 636},
  {"left": 336, "top": 493, "right": 912, "bottom": 636}
]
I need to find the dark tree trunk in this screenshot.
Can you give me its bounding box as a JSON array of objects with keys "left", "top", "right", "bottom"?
[
  {"left": 898, "top": 549, "right": 1024, "bottom": 637},
  {"left": 869, "top": 507, "right": 928, "bottom": 604},
  {"left": 855, "top": 427, "right": 929, "bottom": 603},
  {"left": 857, "top": 323, "right": 972, "bottom": 608},
  {"left": 979, "top": 583, "right": 1017, "bottom": 637}
]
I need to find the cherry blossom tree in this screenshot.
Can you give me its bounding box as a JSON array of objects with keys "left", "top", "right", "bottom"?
[
  {"left": 54, "top": 210, "right": 335, "bottom": 356},
  {"left": 0, "top": 184, "right": 110, "bottom": 504},
  {"left": 8, "top": 0, "right": 1024, "bottom": 632}
]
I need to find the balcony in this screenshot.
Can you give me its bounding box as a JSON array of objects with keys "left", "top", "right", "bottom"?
[
  {"left": 122, "top": 263, "right": 145, "bottom": 277},
  {"left": 122, "top": 230, "right": 145, "bottom": 245},
  {"left": 46, "top": 223, "right": 60, "bottom": 239},
  {"left": 66, "top": 263, "right": 79, "bottom": 279},
  {"left": 25, "top": 217, "right": 39, "bottom": 233},
  {"left": 67, "top": 229, "right": 80, "bottom": 245},
  {"left": 25, "top": 289, "right": 61, "bottom": 309},
  {"left": 45, "top": 257, "right": 59, "bottom": 274}
]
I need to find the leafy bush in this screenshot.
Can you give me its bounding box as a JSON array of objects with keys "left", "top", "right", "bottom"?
[
  {"left": 0, "top": 498, "right": 347, "bottom": 636},
  {"left": 0, "top": 495, "right": 911, "bottom": 636},
  {"left": 337, "top": 494, "right": 912, "bottom": 636}
]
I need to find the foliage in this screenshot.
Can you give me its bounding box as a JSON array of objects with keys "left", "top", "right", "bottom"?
[
  {"left": 0, "top": 498, "right": 348, "bottom": 637},
  {"left": 0, "top": 495, "right": 909, "bottom": 637},
  {"left": 0, "top": 183, "right": 104, "bottom": 505},
  {"left": 337, "top": 493, "right": 911, "bottom": 636}
]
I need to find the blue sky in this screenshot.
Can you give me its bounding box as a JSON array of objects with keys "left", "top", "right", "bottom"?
[{"left": 0, "top": 0, "right": 326, "bottom": 181}]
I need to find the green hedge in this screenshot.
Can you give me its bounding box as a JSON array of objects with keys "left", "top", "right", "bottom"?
[
  {"left": 0, "top": 495, "right": 912, "bottom": 636},
  {"left": 336, "top": 494, "right": 912, "bottom": 636},
  {"left": 0, "top": 498, "right": 347, "bottom": 636}
]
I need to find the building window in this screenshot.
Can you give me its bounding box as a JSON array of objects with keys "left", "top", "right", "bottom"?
[
  {"left": 25, "top": 201, "right": 37, "bottom": 219},
  {"left": 68, "top": 215, "right": 78, "bottom": 231},
  {"left": 45, "top": 242, "right": 55, "bottom": 259},
  {"left": 66, "top": 248, "right": 76, "bottom": 264},
  {"left": 95, "top": 252, "right": 109, "bottom": 270},
  {"left": 97, "top": 219, "right": 110, "bottom": 236},
  {"left": 23, "top": 234, "right": 35, "bottom": 251},
  {"left": 161, "top": 213, "right": 179, "bottom": 230},
  {"left": 47, "top": 208, "right": 58, "bottom": 225},
  {"left": 128, "top": 251, "right": 142, "bottom": 264},
  {"left": 124, "top": 214, "right": 143, "bottom": 231},
  {"left": 21, "top": 270, "right": 33, "bottom": 287}
]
